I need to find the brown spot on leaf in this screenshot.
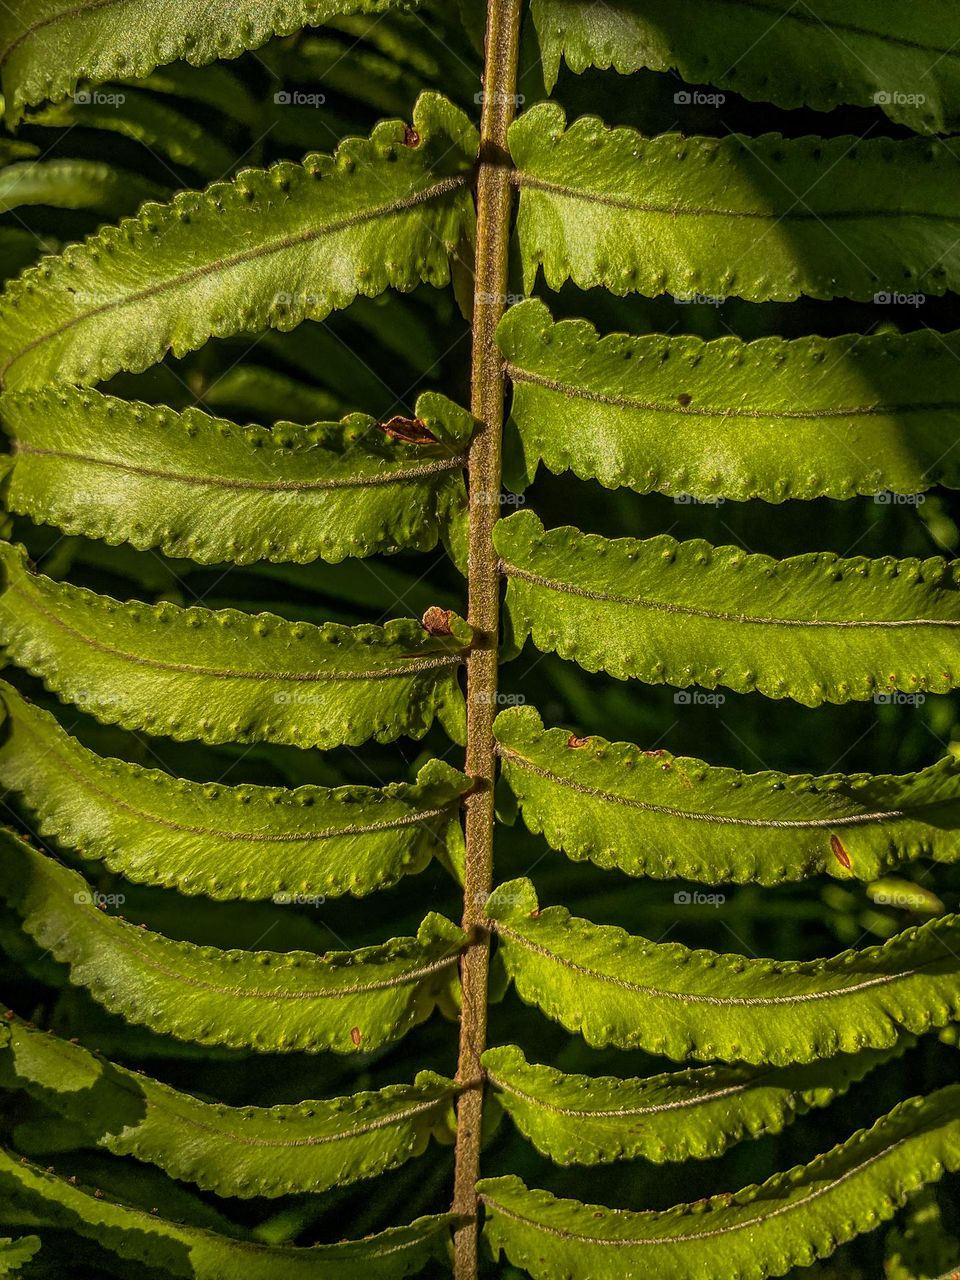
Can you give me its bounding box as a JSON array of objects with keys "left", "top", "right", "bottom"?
[
  {"left": 378, "top": 415, "right": 437, "bottom": 444},
  {"left": 350, "top": 1026, "right": 363, "bottom": 1046},
  {"left": 528, "top": 907, "right": 541, "bottom": 919},
  {"left": 68, "top": 1176, "right": 77, "bottom": 1185},
  {"left": 677, "top": 393, "right": 693, "bottom": 407},
  {"left": 642, "top": 749, "right": 665, "bottom": 758},
  {"left": 567, "top": 735, "right": 590, "bottom": 748},
  {"left": 422, "top": 606, "right": 455, "bottom": 636},
  {"left": 830, "top": 834, "right": 852, "bottom": 869},
  {"left": 403, "top": 126, "right": 420, "bottom": 147}
]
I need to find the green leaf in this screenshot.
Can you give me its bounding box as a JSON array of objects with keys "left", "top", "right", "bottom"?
[
  {"left": 0, "top": 160, "right": 162, "bottom": 217},
  {"left": 493, "top": 705, "right": 960, "bottom": 885},
  {"left": 509, "top": 104, "right": 960, "bottom": 303},
  {"left": 495, "top": 511, "right": 960, "bottom": 708},
  {"left": 482, "top": 1040, "right": 904, "bottom": 1165},
  {"left": 478, "top": 1084, "right": 960, "bottom": 1280},
  {"left": 0, "top": 0, "right": 417, "bottom": 124},
  {"left": 0, "top": 1015, "right": 457, "bottom": 1197},
  {"left": 499, "top": 299, "right": 960, "bottom": 500},
  {"left": 0, "top": 829, "right": 465, "bottom": 1053},
  {"left": 485, "top": 878, "right": 960, "bottom": 1065},
  {"left": 0, "top": 1236, "right": 40, "bottom": 1274},
  {"left": 0, "top": 541, "right": 469, "bottom": 748},
  {"left": 0, "top": 92, "right": 477, "bottom": 391},
  {"left": 1, "top": 385, "right": 473, "bottom": 567},
  {"left": 884, "top": 1190, "right": 960, "bottom": 1280},
  {"left": 0, "top": 683, "right": 469, "bottom": 901},
  {"left": 30, "top": 89, "right": 235, "bottom": 180},
  {"left": 0, "top": 1148, "right": 453, "bottom": 1279},
  {"left": 530, "top": 0, "right": 960, "bottom": 135}
]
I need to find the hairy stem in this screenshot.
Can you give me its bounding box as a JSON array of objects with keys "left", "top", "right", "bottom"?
[{"left": 452, "top": 1, "right": 524, "bottom": 1275}]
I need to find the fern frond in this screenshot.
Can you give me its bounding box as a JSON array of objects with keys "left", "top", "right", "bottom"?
[
  {"left": 884, "top": 1190, "right": 960, "bottom": 1280},
  {"left": 494, "top": 706, "right": 960, "bottom": 885},
  {"left": 29, "top": 90, "right": 236, "bottom": 181},
  {"left": 0, "top": 93, "right": 476, "bottom": 391},
  {"left": 479, "top": 1084, "right": 960, "bottom": 1280},
  {"left": 0, "top": 0, "right": 418, "bottom": 125},
  {"left": 482, "top": 1040, "right": 905, "bottom": 1165},
  {"left": 0, "top": 1014, "right": 457, "bottom": 1197},
  {"left": 1, "top": 386, "right": 473, "bottom": 567},
  {"left": 485, "top": 879, "right": 960, "bottom": 1064},
  {"left": 0, "top": 541, "right": 470, "bottom": 748},
  {"left": 0, "top": 684, "right": 468, "bottom": 901},
  {"left": 495, "top": 511, "right": 960, "bottom": 707},
  {"left": 0, "top": 1148, "right": 453, "bottom": 1279},
  {"left": 509, "top": 105, "right": 960, "bottom": 302},
  {"left": 0, "top": 829, "right": 464, "bottom": 1053},
  {"left": 530, "top": 0, "right": 960, "bottom": 134},
  {"left": 499, "top": 299, "right": 960, "bottom": 501},
  {"left": 0, "top": 160, "right": 162, "bottom": 219},
  {"left": 0, "top": 1236, "right": 40, "bottom": 1274}
]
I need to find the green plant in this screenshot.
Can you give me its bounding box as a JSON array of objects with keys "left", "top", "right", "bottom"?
[{"left": 0, "top": 2, "right": 958, "bottom": 1278}]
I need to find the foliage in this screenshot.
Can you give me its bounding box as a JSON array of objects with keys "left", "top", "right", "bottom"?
[{"left": 0, "top": 1, "right": 958, "bottom": 1278}]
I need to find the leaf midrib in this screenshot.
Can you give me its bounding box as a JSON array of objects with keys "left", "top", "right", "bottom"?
[
  {"left": 512, "top": 173, "right": 960, "bottom": 222},
  {"left": 11, "top": 442, "right": 466, "bottom": 491},
  {"left": 497, "top": 744, "right": 912, "bottom": 830},
  {"left": 6, "top": 578, "right": 465, "bottom": 682},
  {"left": 0, "top": 175, "right": 469, "bottom": 382},
  {"left": 491, "top": 918, "right": 957, "bottom": 1006},
  {"left": 499, "top": 561, "right": 960, "bottom": 629},
  {"left": 505, "top": 361, "right": 960, "bottom": 421}
]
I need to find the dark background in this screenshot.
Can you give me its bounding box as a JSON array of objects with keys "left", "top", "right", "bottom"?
[{"left": 0, "top": 3, "right": 957, "bottom": 1274}]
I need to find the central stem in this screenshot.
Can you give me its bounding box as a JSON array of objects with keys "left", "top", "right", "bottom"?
[{"left": 452, "top": 2, "right": 524, "bottom": 1276}]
